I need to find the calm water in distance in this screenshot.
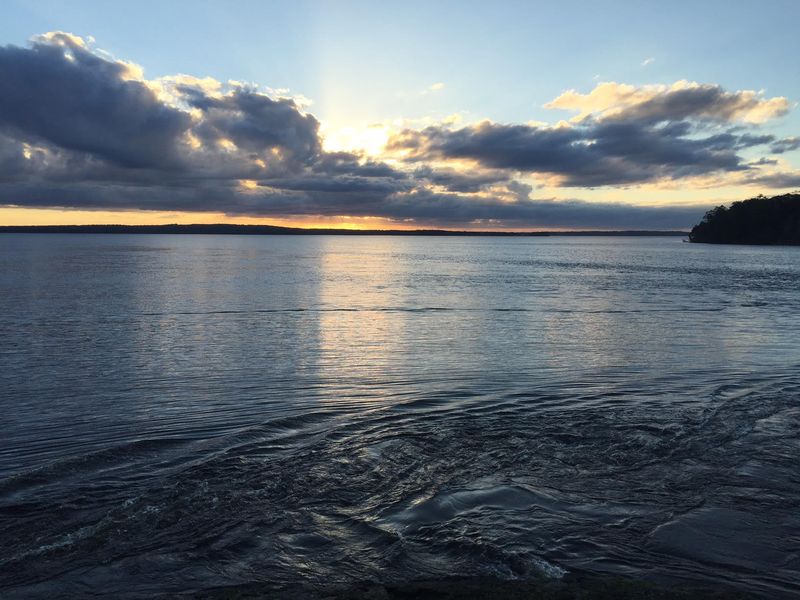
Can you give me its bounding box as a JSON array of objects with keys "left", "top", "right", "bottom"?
[{"left": 1, "top": 234, "right": 799, "bottom": 598}]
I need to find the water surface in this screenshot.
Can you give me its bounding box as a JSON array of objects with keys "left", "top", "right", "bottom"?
[{"left": 1, "top": 235, "right": 799, "bottom": 597}]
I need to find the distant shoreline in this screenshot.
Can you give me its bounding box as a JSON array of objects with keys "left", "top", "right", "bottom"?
[{"left": 0, "top": 224, "right": 688, "bottom": 237}]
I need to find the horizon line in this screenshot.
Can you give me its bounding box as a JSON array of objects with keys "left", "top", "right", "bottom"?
[{"left": 0, "top": 223, "right": 689, "bottom": 236}]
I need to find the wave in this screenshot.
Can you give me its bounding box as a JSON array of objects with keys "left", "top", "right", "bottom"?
[{"left": 2, "top": 369, "right": 798, "bottom": 597}]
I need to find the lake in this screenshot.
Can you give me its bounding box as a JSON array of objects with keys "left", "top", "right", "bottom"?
[{"left": 1, "top": 234, "right": 799, "bottom": 598}]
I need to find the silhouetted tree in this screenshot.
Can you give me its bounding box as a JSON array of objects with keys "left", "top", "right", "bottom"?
[{"left": 689, "top": 193, "right": 800, "bottom": 245}]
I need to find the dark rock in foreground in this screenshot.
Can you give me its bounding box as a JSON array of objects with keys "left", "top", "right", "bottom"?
[{"left": 689, "top": 193, "right": 800, "bottom": 245}]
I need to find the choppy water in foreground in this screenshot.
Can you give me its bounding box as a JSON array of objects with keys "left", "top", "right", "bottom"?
[{"left": 1, "top": 234, "right": 799, "bottom": 598}]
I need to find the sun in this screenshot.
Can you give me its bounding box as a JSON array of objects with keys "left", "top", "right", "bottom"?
[{"left": 321, "top": 123, "right": 390, "bottom": 157}]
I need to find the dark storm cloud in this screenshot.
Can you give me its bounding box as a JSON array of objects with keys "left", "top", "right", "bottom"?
[
  {"left": 314, "top": 152, "right": 403, "bottom": 178},
  {"left": 1, "top": 177, "right": 709, "bottom": 229},
  {"left": 257, "top": 174, "right": 408, "bottom": 194},
  {"left": 412, "top": 166, "right": 511, "bottom": 192},
  {"left": 180, "top": 85, "right": 321, "bottom": 164},
  {"left": 389, "top": 120, "right": 775, "bottom": 187},
  {"left": 0, "top": 34, "right": 794, "bottom": 230},
  {"left": 0, "top": 134, "right": 31, "bottom": 181},
  {"left": 0, "top": 33, "right": 191, "bottom": 169}
]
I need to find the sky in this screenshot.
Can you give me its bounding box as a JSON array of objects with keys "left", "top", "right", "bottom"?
[{"left": 0, "top": 0, "right": 798, "bottom": 230}]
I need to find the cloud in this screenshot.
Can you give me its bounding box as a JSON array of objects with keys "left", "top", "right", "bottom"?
[
  {"left": 388, "top": 120, "right": 772, "bottom": 187},
  {"left": 412, "top": 166, "right": 511, "bottom": 193},
  {"left": 347, "top": 188, "right": 709, "bottom": 229},
  {"left": 771, "top": 136, "right": 800, "bottom": 154},
  {"left": 748, "top": 157, "right": 778, "bottom": 167},
  {"left": 0, "top": 35, "right": 795, "bottom": 230},
  {"left": 1, "top": 177, "right": 710, "bottom": 229},
  {"left": 641, "top": 57, "right": 655, "bottom": 67},
  {"left": 418, "top": 82, "right": 446, "bottom": 96},
  {"left": 387, "top": 80, "right": 792, "bottom": 188},
  {"left": 745, "top": 170, "right": 800, "bottom": 189},
  {"left": 545, "top": 81, "right": 789, "bottom": 124},
  {"left": 180, "top": 84, "right": 321, "bottom": 164},
  {"left": 0, "top": 33, "right": 191, "bottom": 168}
]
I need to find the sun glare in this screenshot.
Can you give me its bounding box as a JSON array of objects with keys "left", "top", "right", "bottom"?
[{"left": 321, "top": 124, "right": 390, "bottom": 156}]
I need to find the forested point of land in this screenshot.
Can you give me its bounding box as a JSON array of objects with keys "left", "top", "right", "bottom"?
[{"left": 689, "top": 193, "right": 800, "bottom": 245}]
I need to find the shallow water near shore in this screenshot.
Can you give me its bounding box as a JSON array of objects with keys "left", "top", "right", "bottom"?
[{"left": 1, "top": 234, "right": 799, "bottom": 598}]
